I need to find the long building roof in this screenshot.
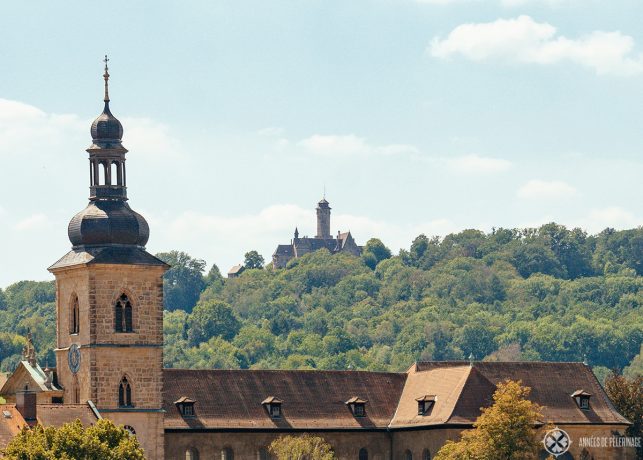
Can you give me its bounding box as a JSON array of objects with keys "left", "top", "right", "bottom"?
[{"left": 162, "top": 361, "right": 630, "bottom": 431}]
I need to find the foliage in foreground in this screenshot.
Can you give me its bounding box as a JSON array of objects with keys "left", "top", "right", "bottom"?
[
  {"left": 2, "top": 419, "right": 145, "bottom": 460},
  {"left": 604, "top": 372, "right": 643, "bottom": 460},
  {"left": 434, "top": 380, "right": 544, "bottom": 460},
  {"left": 269, "top": 434, "right": 336, "bottom": 460}
]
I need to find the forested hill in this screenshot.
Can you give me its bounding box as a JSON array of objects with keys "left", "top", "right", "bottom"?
[{"left": 1, "top": 224, "right": 642, "bottom": 381}]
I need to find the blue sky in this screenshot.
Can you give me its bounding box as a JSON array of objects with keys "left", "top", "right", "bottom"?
[{"left": 1, "top": 0, "right": 642, "bottom": 287}]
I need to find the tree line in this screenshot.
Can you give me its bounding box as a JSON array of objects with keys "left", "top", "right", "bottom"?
[{"left": 0, "top": 224, "right": 641, "bottom": 381}]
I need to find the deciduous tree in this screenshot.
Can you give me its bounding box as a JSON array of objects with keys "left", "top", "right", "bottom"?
[
  {"left": 435, "top": 380, "right": 543, "bottom": 460},
  {"left": 269, "top": 434, "right": 336, "bottom": 460}
]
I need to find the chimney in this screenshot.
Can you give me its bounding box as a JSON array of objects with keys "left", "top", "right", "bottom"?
[{"left": 16, "top": 389, "right": 37, "bottom": 424}]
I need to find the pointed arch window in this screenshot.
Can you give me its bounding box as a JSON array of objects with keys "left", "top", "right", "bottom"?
[
  {"left": 115, "top": 294, "right": 133, "bottom": 333},
  {"left": 118, "top": 376, "right": 132, "bottom": 407},
  {"left": 70, "top": 295, "right": 80, "bottom": 335}
]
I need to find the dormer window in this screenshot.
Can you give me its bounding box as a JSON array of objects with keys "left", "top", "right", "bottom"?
[
  {"left": 262, "top": 396, "right": 283, "bottom": 418},
  {"left": 174, "top": 396, "right": 196, "bottom": 418},
  {"left": 345, "top": 397, "right": 368, "bottom": 417},
  {"left": 571, "top": 390, "right": 591, "bottom": 410},
  {"left": 416, "top": 395, "right": 436, "bottom": 416}
]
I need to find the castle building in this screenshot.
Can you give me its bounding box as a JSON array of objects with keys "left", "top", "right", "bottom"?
[
  {"left": 272, "top": 198, "right": 362, "bottom": 269},
  {"left": 0, "top": 62, "right": 635, "bottom": 460}
]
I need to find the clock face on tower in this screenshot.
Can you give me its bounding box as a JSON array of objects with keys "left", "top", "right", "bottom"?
[{"left": 68, "top": 343, "right": 81, "bottom": 374}]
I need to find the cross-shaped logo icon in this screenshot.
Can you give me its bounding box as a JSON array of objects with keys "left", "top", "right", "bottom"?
[{"left": 543, "top": 427, "right": 571, "bottom": 457}]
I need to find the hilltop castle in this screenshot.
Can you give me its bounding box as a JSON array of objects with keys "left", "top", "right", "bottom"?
[
  {"left": 272, "top": 198, "right": 362, "bottom": 268},
  {"left": 0, "top": 62, "right": 634, "bottom": 460}
]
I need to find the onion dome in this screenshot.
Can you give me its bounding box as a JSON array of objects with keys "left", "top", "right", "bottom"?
[
  {"left": 68, "top": 201, "right": 150, "bottom": 248},
  {"left": 88, "top": 56, "right": 124, "bottom": 150},
  {"left": 66, "top": 56, "right": 150, "bottom": 249}
]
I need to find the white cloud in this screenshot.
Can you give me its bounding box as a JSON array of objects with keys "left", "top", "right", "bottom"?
[
  {"left": 517, "top": 179, "right": 578, "bottom": 200},
  {"left": 446, "top": 154, "right": 512, "bottom": 174},
  {"left": 299, "top": 134, "right": 419, "bottom": 157},
  {"left": 429, "top": 15, "right": 643, "bottom": 76},
  {"left": 121, "top": 117, "right": 182, "bottom": 158},
  {"left": 14, "top": 213, "right": 51, "bottom": 231},
  {"left": 575, "top": 207, "right": 641, "bottom": 233},
  {"left": 257, "top": 127, "right": 284, "bottom": 137},
  {"left": 151, "top": 204, "right": 460, "bottom": 270},
  {"left": 0, "top": 98, "right": 183, "bottom": 160}
]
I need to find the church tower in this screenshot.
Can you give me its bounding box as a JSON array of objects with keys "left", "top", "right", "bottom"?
[
  {"left": 48, "top": 58, "right": 167, "bottom": 460},
  {"left": 315, "top": 197, "right": 331, "bottom": 239}
]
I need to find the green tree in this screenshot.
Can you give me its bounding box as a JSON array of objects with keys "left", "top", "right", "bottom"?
[
  {"left": 269, "top": 434, "right": 336, "bottom": 460},
  {"left": 624, "top": 344, "right": 643, "bottom": 378},
  {"left": 361, "top": 238, "right": 392, "bottom": 270},
  {"left": 435, "top": 380, "right": 544, "bottom": 460},
  {"left": 156, "top": 251, "right": 206, "bottom": 312},
  {"left": 604, "top": 372, "right": 643, "bottom": 460},
  {"left": 187, "top": 300, "right": 240, "bottom": 345},
  {"left": 2, "top": 419, "right": 145, "bottom": 459},
  {"left": 244, "top": 250, "right": 265, "bottom": 269}
]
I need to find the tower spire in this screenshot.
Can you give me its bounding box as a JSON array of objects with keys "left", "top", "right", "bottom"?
[{"left": 103, "top": 55, "right": 110, "bottom": 102}]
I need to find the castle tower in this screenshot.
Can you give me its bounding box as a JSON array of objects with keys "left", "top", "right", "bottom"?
[
  {"left": 315, "top": 197, "right": 331, "bottom": 239},
  {"left": 48, "top": 57, "right": 168, "bottom": 460}
]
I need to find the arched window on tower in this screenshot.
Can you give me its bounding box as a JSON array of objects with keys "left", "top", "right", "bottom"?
[
  {"left": 185, "top": 448, "right": 199, "bottom": 460},
  {"left": 422, "top": 449, "right": 431, "bottom": 460},
  {"left": 222, "top": 447, "right": 234, "bottom": 460},
  {"left": 404, "top": 450, "right": 413, "bottom": 460},
  {"left": 115, "top": 294, "right": 133, "bottom": 332},
  {"left": 111, "top": 161, "right": 119, "bottom": 186},
  {"left": 118, "top": 376, "right": 132, "bottom": 407},
  {"left": 70, "top": 294, "right": 79, "bottom": 335},
  {"left": 359, "top": 448, "right": 368, "bottom": 460}
]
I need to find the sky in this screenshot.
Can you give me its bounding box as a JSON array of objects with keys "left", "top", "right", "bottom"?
[{"left": 0, "top": 0, "right": 642, "bottom": 287}]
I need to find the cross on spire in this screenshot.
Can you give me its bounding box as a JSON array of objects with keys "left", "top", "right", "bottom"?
[{"left": 103, "top": 54, "right": 110, "bottom": 102}]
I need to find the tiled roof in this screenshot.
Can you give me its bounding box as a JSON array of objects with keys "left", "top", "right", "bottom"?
[
  {"left": 0, "top": 403, "right": 98, "bottom": 450},
  {"left": 0, "top": 406, "right": 22, "bottom": 451},
  {"left": 36, "top": 404, "right": 98, "bottom": 427},
  {"left": 49, "top": 247, "right": 168, "bottom": 270},
  {"left": 227, "top": 264, "right": 245, "bottom": 275},
  {"left": 163, "top": 369, "right": 407, "bottom": 430},
  {"left": 411, "top": 361, "right": 630, "bottom": 426}
]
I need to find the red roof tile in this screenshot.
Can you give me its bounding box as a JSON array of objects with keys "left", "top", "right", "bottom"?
[{"left": 163, "top": 369, "right": 406, "bottom": 430}]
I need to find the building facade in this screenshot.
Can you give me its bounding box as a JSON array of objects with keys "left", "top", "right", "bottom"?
[
  {"left": 0, "top": 64, "right": 636, "bottom": 460},
  {"left": 272, "top": 198, "right": 362, "bottom": 269}
]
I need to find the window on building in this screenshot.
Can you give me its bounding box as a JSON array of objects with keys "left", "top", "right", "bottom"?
[
  {"left": 262, "top": 396, "right": 283, "bottom": 419},
  {"left": 174, "top": 396, "right": 197, "bottom": 418},
  {"left": 186, "top": 448, "right": 199, "bottom": 460},
  {"left": 404, "top": 450, "right": 413, "bottom": 460},
  {"left": 222, "top": 447, "right": 234, "bottom": 460},
  {"left": 257, "top": 447, "right": 270, "bottom": 460},
  {"left": 416, "top": 395, "right": 436, "bottom": 416},
  {"left": 114, "top": 294, "right": 133, "bottom": 333},
  {"left": 345, "top": 396, "right": 368, "bottom": 417},
  {"left": 70, "top": 295, "right": 79, "bottom": 335},
  {"left": 571, "top": 390, "right": 591, "bottom": 411},
  {"left": 359, "top": 448, "right": 368, "bottom": 460},
  {"left": 118, "top": 377, "right": 132, "bottom": 407},
  {"left": 422, "top": 449, "right": 431, "bottom": 460}
]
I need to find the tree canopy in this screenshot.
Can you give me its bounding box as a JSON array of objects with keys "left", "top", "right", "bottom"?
[
  {"left": 269, "top": 434, "right": 336, "bottom": 460},
  {"left": 1, "top": 224, "right": 641, "bottom": 377},
  {"left": 434, "top": 380, "right": 544, "bottom": 460},
  {"left": 2, "top": 419, "right": 145, "bottom": 460}
]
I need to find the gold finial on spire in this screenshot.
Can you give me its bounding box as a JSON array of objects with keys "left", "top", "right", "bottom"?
[{"left": 103, "top": 55, "right": 110, "bottom": 102}]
